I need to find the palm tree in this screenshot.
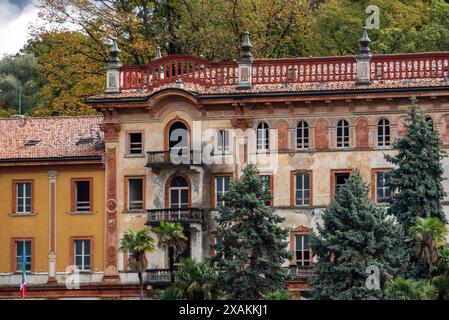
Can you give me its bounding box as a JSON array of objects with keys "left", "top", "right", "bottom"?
[
  {"left": 170, "top": 258, "right": 222, "bottom": 300},
  {"left": 261, "top": 290, "right": 293, "bottom": 300},
  {"left": 153, "top": 221, "right": 187, "bottom": 283},
  {"left": 386, "top": 277, "right": 437, "bottom": 300},
  {"left": 409, "top": 217, "right": 447, "bottom": 277},
  {"left": 431, "top": 247, "right": 449, "bottom": 299},
  {"left": 120, "top": 228, "right": 156, "bottom": 300}
]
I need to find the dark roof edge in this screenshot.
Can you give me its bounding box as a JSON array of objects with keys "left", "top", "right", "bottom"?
[
  {"left": 0, "top": 156, "right": 103, "bottom": 163},
  {"left": 86, "top": 85, "right": 449, "bottom": 104},
  {"left": 199, "top": 85, "right": 449, "bottom": 99}
]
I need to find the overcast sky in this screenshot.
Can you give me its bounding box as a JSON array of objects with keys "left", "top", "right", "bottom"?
[{"left": 0, "top": 0, "right": 40, "bottom": 57}]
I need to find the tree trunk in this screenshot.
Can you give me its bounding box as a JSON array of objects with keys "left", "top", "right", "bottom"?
[
  {"left": 169, "top": 247, "right": 175, "bottom": 283},
  {"left": 138, "top": 271, "right": 144, "bottom": 300}
]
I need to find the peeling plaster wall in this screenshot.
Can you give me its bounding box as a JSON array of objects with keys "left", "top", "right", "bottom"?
[{"left": 112, "top": 98, "right": 449, "bottom": 275}]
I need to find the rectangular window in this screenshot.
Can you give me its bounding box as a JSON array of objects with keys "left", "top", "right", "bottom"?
[
  {"left": 128, "top": 132, "right": 143, "bottom": 154},
  {"left": 15, "top": 240, "right": 32, "bottom": 272},
  {"left": 127, "top": 178, "right": 144, "bottom": 211},
  {"left": 73, "top": 179, "right": 92, "bottom": 212},
  {"left": 375, "top": 171, "right": 391, "bottom": 203},
  {"left": 74, "top": 239, "right": 91, "bottom": 271},
  {"left": 295, "top": 234, "right": 311, "bottom": 267},
  {"left": 334, "top": 172, "right": 350, "bottom": 195},
  {"left": 215, "top": 176, "right": 231, "bottom": 207},
  {"left": 295, "top": 172, "right": 311, "bottom": 206},
  {"left": 15, "top": 182, "right": 32, "bottom": 214},
  {"left": 260, "top": 175, "right": 273, "bottom": 206},
  {"left": 216, "top": 130, "right": 230, "bottom": 153}
]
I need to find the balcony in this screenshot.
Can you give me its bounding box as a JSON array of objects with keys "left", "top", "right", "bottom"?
[
  {"left": 145, "top": 150, "right": 203, "bottom": 173},
  {"left": 288, "top": 265, "right": 313, "bottom": 281},
  {"left": 146, "top": 208, "right": 203, "bottom": 226},
  {"left": 146, "top": 268, "right": 172, "bottom": 286}
]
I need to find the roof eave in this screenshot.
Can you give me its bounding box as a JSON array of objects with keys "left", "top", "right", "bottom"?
[{"left": 85, "top": 85, "right": 449, "bottom": 104}]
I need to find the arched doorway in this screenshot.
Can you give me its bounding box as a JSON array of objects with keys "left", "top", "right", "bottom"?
[
  {"left": 167, "top": 120, "right": 189, "bottom": 152},
  {"left": 166, "top": 175, "right": 191, "bottom": 260}
]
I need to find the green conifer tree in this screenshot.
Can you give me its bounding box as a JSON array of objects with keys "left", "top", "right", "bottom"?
[
  {"left": 214, "top": 164, "right": 290, "bottom": 299},
  {"left": 310, "top": 170, "right": 407, "bottom": 300},
  {"left": 386, "top": 98, "right": 447, "bottom": 233}
]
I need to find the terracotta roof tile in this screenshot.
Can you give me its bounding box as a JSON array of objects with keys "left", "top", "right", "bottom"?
[{"left": 0, "top": 116, "right": 104, "bottom": 161}]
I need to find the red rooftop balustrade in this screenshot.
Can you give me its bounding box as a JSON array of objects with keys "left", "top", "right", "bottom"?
[
  {"left": 371, "top": 52, "right": 449, "bottom": 81},
  {"left": 120, "top": 52, "right": 449, "bottom": 91},
  {"left": 121, "top": 54, "right": 238, "bottom": 90}
]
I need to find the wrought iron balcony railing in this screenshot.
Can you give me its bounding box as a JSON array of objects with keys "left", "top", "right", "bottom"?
[
  {"left": 146, "top": 207, "right": 203, "bottom": 225},
  {"left": 288, "top": 265, "right": 313, "bottom": 281},
  {"left": 145, "top": 150, "right": 203, "bottom": 172}
]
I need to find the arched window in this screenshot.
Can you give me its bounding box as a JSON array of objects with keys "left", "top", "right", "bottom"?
[
  {"left": 377, "top": 118, "right": 390, "bottom": 147},
  {"left": 336, "top": 120, "right": 349, "bottom": 147},
  {"left": 169, "top": 176, "right": 189, "bottom": 209},
  {"left": 257, "top": 122, "right": 269, "bottom": 151},
  {"left": 296, "top": 121, "right": 309, "bottom": 149},
  {"left": 168, "top": 121, "right": 189, "bottom": 152}
]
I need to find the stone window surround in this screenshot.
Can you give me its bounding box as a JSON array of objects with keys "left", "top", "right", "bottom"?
[
  {"left": 70, "top": 178, "right": 94, "bottom": 213},
  {"left": 11, "top": 179, "right": 34, "bottom": 215},
  {"left": 11, "top": 237, "right": 35, "bottom": 273},
  {"left": 69, "top": 236, "right": 94, "bottom": 272},
  {"left": 123, "top": 175, "right": 146, "bottom": 213},
  {"left": 290, "top": 170, "right": 313, "bottom": 208}
]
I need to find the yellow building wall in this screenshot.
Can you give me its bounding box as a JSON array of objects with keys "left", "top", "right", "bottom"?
[
  {"left": 0, "top": 168, "right": 105, "bottom": 274},
  {"left": 0, "top": 172, "right": 49, "bottom": 273}
]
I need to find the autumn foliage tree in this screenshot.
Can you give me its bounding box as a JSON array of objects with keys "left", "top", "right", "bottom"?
[
  {"left": 10, "top": 0, "right": 449, "bottom": 116},
  {"left": 24, "top": 32, "right": 103, "bottom": 116}
]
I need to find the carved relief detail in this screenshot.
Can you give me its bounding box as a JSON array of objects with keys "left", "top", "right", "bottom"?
[
  {"left": 356, "top": 118, "right": 369, "bottom": 148},
  {"left": 315, "top": 119, "right": 329, "bottom": 150},
  {"left": 107, "top": 246, "right": 117, "bottom": 264},
  {"left": 397, "top": 116, "right": 408, "bottom": 137},
  {"left": 100, "top": 122, "right": 121, "bottom": 141},
  {"left": 231, "top": 118, "right": 254, "bottom": 131},
  {"left": 104, "top": 145, "right": 118, "bottom": 272}
]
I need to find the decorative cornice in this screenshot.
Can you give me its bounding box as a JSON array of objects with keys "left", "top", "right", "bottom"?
[
  {"left": 99, "top": 122, "right": 121, "bottom": 142},
  {"left": 231, "top": 117, "right": 254, "bottom": 131},
  {"left": 47, "top": 171, "right": 58, "bottom": 182}
]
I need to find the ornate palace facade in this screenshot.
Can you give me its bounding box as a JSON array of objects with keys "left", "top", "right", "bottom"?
[{"left": 1, "top": 29, "right": 449, "bottom": 298}]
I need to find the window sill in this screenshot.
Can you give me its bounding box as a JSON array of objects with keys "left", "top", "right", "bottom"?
[
  {"left": 290, "top": 264, "right": 313, "bottom": 269},
  {"left": 8, "top": 212, "right": 37, "bottom": 217},
  {"left": 125, "top": 154, "right": 145, "bottom": 158},
  {"left": 122, "top": 210, "right": 146, "bottom": 214},
  {"left": 213, "top": 151, "right": 233, "bottom": 156},
  {"left": 67, "top": 211, "right": 96, "bottom": 215},
  {"left": 373, "top": 146, "right": 393, "bottom": 150}
]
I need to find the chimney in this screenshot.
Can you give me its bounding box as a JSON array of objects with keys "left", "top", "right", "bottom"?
[
  {"left": 237, "top": 31, "right": 253, "bottom": 90},
  {"left": 355, "top": 27, "right": 372, "bottom": 85},
  {"left": 105, "top": 38, "right": 122, "bottom": 93}
]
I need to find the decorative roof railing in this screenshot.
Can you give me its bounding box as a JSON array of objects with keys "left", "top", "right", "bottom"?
[
  {"left": 120, "top": 52, "right": 449, "bottom": 91},
  {"left": 121, "top": 54, "right": 238, "bottom": 90},
  {"left": 371, "top": 52, "right": 449, "bottom": 81}
]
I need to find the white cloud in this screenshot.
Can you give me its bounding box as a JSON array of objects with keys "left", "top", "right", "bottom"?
[{"left": 0, "top": 0, "right": 40, "bottom": 57}]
